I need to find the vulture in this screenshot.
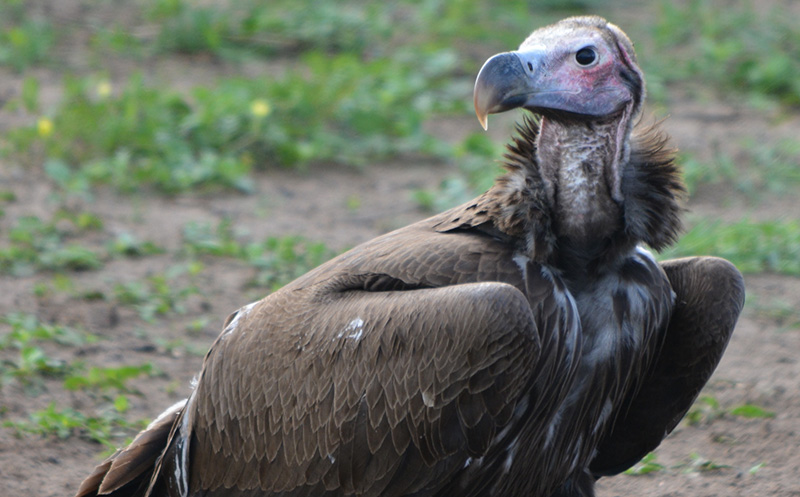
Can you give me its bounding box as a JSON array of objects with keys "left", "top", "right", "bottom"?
[{"left": 76, "top": 15, "right": 745, "bottom": 497}]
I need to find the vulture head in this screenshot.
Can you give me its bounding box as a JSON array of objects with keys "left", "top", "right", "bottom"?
[{"left": 474, "top": 16, "right": 643, "bottom": 127}]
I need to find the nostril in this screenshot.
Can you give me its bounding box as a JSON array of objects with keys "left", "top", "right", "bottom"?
[{"left": 527, "top": 62, "right": 533, "bottom": 72}]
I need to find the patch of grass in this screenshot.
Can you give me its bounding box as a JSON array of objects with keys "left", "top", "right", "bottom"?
[
  {"left": 0, "top": 16, "right": 54, "bottom": 71},
  {"left": 141, "top": 0, "right": 567, "bottom": 60},
  {"left": 682, "top": 140, "right": 800, "bottom": 200},
  {"left": 0, "top": 214, "right": 105, "bottom": 276},
  {"left": 113, "top": 267, "right": 200, "bottom": 322},
  {"left": 680, "top": 153, "right": 737, "bottom": 196},
  {"left": 686, "top": 395, "right": 776, "bottom": 426},
  {"left": 246, "top": 236, "right": 337, "bottom": 291},
  {"left": 181, "top": 218, "right": 243, "bottom": 258},
  {"left": 0, "top": 313, "right": 95, "bottom": 389},
  {"left": 64, "top": 363, "right": 157, "bottom": 394},
  {"left": 0, "top": 313, "right": 95, "bottom": 350},
  {"left": 182, "top": 220, "right": 338, "bottom": 291},
  {"left": 107, "top": 232, "right": 165, "bottom": 258},
  {"left": 740, "top": 139, "right": 800, "bottom": 196},
  {"left": 4, "top": 51, "right": 460, "bottom": 193},
  {"left": 146, "top": 0, "right": 392, "bottom": 58},
  {"left": 649, "top": 0, "right": 800, "bottom": 106},
  {"left": 413, "top": 132, "right": 506, "bottom": 211},
  {"left": 3, "top": 401, "right": 145, "bottom": 448},
  {"left": 661, "top": 218, "right": 800, "bottom": 275}
]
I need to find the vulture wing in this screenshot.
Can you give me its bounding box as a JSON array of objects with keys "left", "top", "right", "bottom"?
[
  {"left": 590, "top": 256, "right": 745, "bottom": 476},
  {"left": 172, "top": 216, "right": 579, "bottom": 497}
]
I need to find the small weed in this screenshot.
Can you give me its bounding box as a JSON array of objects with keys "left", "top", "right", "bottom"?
[
  {"left": 678, "top": 452, "right": 731, "bottom": 473},
  {"left": 686, "top": 395, "right": 776, "bottom": 426},
  {"left": 624, "top": 452, "right": 665, "bottom": 476},
  {"left": 0, "top": 17, "right": 54, "bottom": 71},
  {"left": 1, "top": 345, "right": 74, "bottom": 387},
  {"left": 729, "top": 404, "right": 775, "bottom": 419},
  {"left": 182, "top": 219, "right": 243, "bottom": 258},
  {"left": 63, "top": 363, "right": 156, "bottom": 394},
  {"left": 107, "top": 232, "right": 165, "bottom": 258},
  {"left": 0, "top": 313, "right": 95, "bottom": 350},
  {"left": 0, "top": 313, "right": 95, "bottom": 389},
  {"left": 685, "top": 395, "right": 726, "bottom": 426}
]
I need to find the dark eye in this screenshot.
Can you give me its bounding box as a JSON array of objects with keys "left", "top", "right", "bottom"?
[{"left": 575, "top": 47, "right": 597, "bottom": 66}]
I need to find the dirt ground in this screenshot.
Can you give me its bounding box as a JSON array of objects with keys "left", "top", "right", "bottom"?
[{"left": 2, "top": 6, "right": 800, "bottom": 497}]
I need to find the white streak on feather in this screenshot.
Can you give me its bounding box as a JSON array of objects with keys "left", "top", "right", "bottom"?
[
  {"left": 503, "top": 437, "right": 520, "bottom": 473},
  {"left": 513, "top": 252, "right": 530, "bottom": 280},
  {"left": 336, "top": 317, "right": 365, "bottom": 340},
  {"left": 146, "top": 399, "right": 186, "bottom": 430},
  {"left": 222, "top": 300, "right": 259, "bottom": 338}
]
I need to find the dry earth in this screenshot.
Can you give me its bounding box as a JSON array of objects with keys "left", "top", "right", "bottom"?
[{"left": 1, "top": 5, "right": 800, "bottom": 497}]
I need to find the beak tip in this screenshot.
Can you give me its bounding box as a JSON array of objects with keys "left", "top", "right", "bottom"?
[{"left": 477, "top": 112, "right": 488, "bottom": 130}]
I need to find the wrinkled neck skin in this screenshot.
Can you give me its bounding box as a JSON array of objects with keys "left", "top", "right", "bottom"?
[{"left": 536, "top": 110, "right": 632, "bottom": 277}]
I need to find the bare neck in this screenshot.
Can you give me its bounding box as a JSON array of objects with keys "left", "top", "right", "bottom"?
[
  {"left": 476, "top": 114, "right": 683, "bottom": 276},
  {"left": 536, "top": 115, "right": 627, "bottom": 253}
]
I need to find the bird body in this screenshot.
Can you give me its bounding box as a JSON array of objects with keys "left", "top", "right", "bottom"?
[{"left": 76, "top": 16, "right": 745, "bottom": 497}]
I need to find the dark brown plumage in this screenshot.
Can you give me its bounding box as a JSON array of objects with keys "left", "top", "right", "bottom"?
[{"left": 75, "top": 16, "right": 744, "bottom": 497}]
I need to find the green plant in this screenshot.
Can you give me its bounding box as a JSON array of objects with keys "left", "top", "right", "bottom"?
[
  {"left": 729, "top": 404, "right": 775, "bottom": 419},
  {"left": 649, "top": 0, "right": 800, "bottom": 105},
  {"left": 0, "top": 313, "right": 95, "bottom": 389},
  {"left": 63, "top": 363, "right": 157, "bottom": 394},
  {"left": 3, "top": 401, "right": 145, "bottom": 448},
  {"left": 661, "top": 218, "right": 800, "bottom": 275},
  {"left": 685, "top": 395, "right": 776, "bottom": 426},
  {"left": 0, "top": 17, "right": 54, "bottom": 71},
  {"left": 246, "top": 236, "right": 336, "bottom": 290},
  {"left": 685, "top": 395, "right": 727, "bottom": 426},
  {"left": 678, "top": 452, "right": 731, "bottom": 473},
  {"left": 107, "top": 232, "right": 165, "bottom": 258},
  {"left": 182, "top": 220, "right": 337, "bottom": 290},
  {"left": 0, "top": 214, "right": 106, "bottom": 275},
  {"left": 0, "top": 313, "right": 95, "bottom": 350},
  {"left": 624, "top": 452, "right": 665, "bottom": 475},
  {"left": 113, "top": 268, "right": 199, "bottom": 322}
]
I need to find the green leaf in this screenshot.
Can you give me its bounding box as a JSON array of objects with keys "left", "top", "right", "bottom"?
[{"left": 729, "top": 404, "right": 775, "bottom": 419}]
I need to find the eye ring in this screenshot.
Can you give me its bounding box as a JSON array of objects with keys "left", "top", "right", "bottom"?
[{"left": 575, "top": 47, "right": 597, "bottom": 66}]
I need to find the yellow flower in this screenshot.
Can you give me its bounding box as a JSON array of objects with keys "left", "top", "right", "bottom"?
[
  {"left": 250, "top": 99, "right": 271, "bottom": 118},
  {"left": 37, "top": 117, "right": 53, "bottom": 138},
  {"left": 97, "top": 80, "right": 112, "bottom": 98}
]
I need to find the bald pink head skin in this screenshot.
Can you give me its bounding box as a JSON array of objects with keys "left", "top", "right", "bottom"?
[{"left": 474, "top": 16, "right": 643, "bottom": 129}]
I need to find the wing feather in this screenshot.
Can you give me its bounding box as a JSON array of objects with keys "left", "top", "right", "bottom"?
[{"left": 590, "top": 256, "right": 744, "bottom": 476}]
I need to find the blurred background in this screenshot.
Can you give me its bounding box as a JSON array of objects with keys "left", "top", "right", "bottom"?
[{"left": 0, "top": 0, "right": 798, "bottom": 495}]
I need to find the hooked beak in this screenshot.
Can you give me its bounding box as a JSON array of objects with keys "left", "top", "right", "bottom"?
[{"left": 474, "top": 52, "right": 530, "bottom": 130}]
